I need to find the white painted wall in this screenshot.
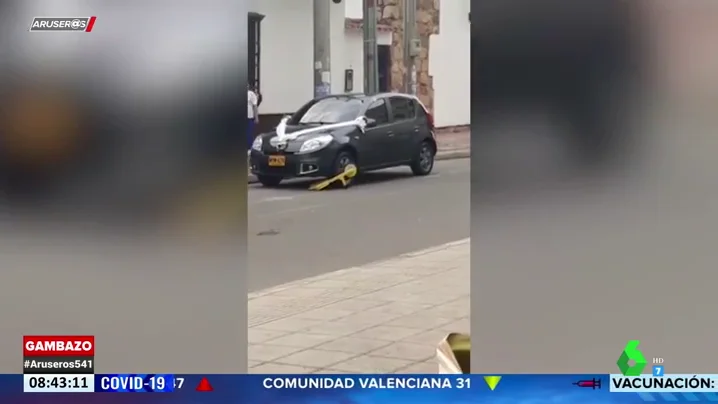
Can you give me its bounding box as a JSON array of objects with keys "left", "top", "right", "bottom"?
[
  {"left": 250, "top": 0, "right": 312, "bottom": 114},
  {"left": 345, "top": 0, "right": 471, "bottom": 127},
  {"left": 249, "top": 0, "right": 345, "bottom": 114},
  {"left": 343, "top": 31, "right": 392, "bottom": 94},
  {"left": 329, "top": 2, "right": 347, "bottom": 95},
  {"left": 251, "top": 0, "right": 470, "bottom": 127},
  {"left": 342, "top": 0, "right": 391, "bottom": 94},
  {"left": 344, "top": 0, "right": 362, "bottom": 19},
  {"left": 429, "top": 0, "right": 470, "bottom": 127}
]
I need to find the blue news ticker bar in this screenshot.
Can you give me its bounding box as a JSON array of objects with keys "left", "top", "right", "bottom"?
[{"left": 1, "top": 374, "right": 713, "bottom": 403}]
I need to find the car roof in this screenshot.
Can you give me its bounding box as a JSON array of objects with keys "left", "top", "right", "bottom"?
[{"left": 317, "top": 92, "right": 421, "bottom": 103}]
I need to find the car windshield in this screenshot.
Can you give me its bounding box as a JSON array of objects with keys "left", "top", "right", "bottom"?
[{"left": 297, "top": 97, "right": 363, "bottom": 124}]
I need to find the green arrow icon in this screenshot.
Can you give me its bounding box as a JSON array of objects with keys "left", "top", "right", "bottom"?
[
  {"left": 617, "top": 340, "right": 647, "bottom": 376},
  {"left": 484, "top": 376, "right": 501, "bottom": 391}
]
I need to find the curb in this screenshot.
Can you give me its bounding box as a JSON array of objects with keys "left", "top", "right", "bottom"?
[
  {"left": 248, "top": 238, "right": 470, "bottom": 325},
  {"left": 248, "top": 149, "right": 469, "bottom": 184},
  {"left": 436, "top": 149, "right": 470, "bottom": 161},
  {"left": 248, "top": 237, "right": 469, "bottom": 300},
  {"left": 400, "top": 237, "right": 470, "bottom": 258}
]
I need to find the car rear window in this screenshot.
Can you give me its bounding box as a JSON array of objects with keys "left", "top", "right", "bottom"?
[
  {"left": 389, "top": 97, "right": 416, "bottom": 121},
  {"left": 298, "top": 97, "right": 363, "bottom": 124}
]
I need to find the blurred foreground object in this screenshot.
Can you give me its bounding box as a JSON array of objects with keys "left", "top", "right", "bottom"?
[
  {"left": 471, "top": 0, "right": 646, "bottom": 167},
  {"left": 436, "top": 333, "right": 470, "bottom": 374},
  {"left": 0, "top": 84, "right": 89, "bottom": 174},
  {"left": 0, "top": 2, "right": 247, "bottom": 227}
]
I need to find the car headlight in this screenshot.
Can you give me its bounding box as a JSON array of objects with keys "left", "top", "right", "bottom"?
[
  {"left": 251, "top": 136, "right": 263, "bottom": 151},
  {"left": 299, "top": 135, "right": 333, "bottom": 153}
]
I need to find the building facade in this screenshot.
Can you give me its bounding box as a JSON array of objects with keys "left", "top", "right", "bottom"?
[{"left": 249, "top": 0, "right": 470, "bottom": 132}]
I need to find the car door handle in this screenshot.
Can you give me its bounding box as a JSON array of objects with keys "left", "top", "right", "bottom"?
[{"left": 387, "top": 131, "right": 395, "bottom": 137}]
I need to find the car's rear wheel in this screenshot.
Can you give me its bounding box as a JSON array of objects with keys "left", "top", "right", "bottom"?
[
  {"left": 333, "top": 150, "right": 356, "bottom": 188},
  {"left": 257, "top": 175, "right": 282, "bottom": 187},
  {"left": 411, "top": 141, "right": 435, "bottom": 176}
]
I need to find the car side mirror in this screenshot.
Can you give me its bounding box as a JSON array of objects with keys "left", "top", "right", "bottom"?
[{"left": 365, "top": 118, "right": 377, "bottom": 128}]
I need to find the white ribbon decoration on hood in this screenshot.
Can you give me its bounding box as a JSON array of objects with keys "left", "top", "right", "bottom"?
[{"left": 273, "top": 115, "right": 368, "bottom": 142}]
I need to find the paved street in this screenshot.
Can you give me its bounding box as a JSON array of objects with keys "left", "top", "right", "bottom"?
[{"left": 248, "top": 159, "right": 470, "bottom": 291}]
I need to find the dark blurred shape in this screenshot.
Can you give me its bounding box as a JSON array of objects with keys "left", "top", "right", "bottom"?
[
  {"left": 471, "top": 0, "right": 646, "bottom": 171},
  {"left": 0, "top": 1, "right": 247, "bottom": 228},
  {"left": 471, "top": 0, "right": 718, "bottom": 374},
  {"left": 0, "top": 0, "right": 248, "bottom": 375}
]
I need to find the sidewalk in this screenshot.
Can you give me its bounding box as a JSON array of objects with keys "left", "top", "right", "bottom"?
[
  {"left": 248, "top": 238, "right": 470, "bottom": 374},
  {"left": 249, "top": 128, "right": 470, "bottom": 183},
  {"left": 434, "top": 126, "right": 471, "bottom": 160}
]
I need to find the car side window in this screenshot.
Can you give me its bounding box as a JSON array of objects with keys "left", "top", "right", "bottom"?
[
  {"left": 389, "top": 97, "right": 416, "bottom": 121},
  {"left": 415, "top": 103, "right": 427, "bottom": 120},
  {"left": 365, "top": 99, "right": 389, "bottom": 125}
]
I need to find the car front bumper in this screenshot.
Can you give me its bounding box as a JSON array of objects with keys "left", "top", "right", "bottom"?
[{"left": 249, "top": 148, "right": 336, "bottom": 178}]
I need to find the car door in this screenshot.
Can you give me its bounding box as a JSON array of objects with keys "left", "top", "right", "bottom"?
[
  {"left": 386, "top": 96, "right": 418, "bottom": 163},
  {"left": 360, "top": 98, "right": 392, "bottom": 167}
]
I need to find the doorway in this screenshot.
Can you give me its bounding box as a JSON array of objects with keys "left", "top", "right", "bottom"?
[
  {"left": 248, "top": 12, "right": 264, "bottom": 92},
  {"left": 377, "top": 45, "right": 391, "bottom": 92}
]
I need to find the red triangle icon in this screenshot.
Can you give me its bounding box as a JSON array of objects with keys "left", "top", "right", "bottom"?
[{"left": 196, "top": 377, "right": 214, "bottom": 392}]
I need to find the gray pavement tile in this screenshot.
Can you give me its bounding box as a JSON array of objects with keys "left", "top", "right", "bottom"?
[
  {"left": 267, "top": 332, "right": 336, "bottom": 349},
  {"left": 250, "top": 294, "right": 366, "bottom": 325},
  {"left": 367, "top": 341, "right": 436, "bottom": 361},
  {"left": 364, "top": 289, "right": 459, "bottom": 305},
  {"left": 438, "top": 318, "right": 470, "bottom": 333},
  {"left": 401, "top": 328, "right": 455, "bottom": 346},
  {"left": 403, "top": 289, "right": 467, "bottom": 305},
  {"left": 248, "top": 344, "right": 303, "bottom": 362},
  {"left": 249, "top": 295, "right": 311, "bottom": 325},
  {"left": 319, "top": 337, "right": 393, "bottom": 354},
  {"left": 356, "top": 290, "right": 411, "bottom": 302},
  {"left": 396, "top": 359, "right": 439, "bottom": 374},
  {"left": 304, "top": 279, "right": 376, "bottom": 290},
  {"left": 274, "top": 349, "right": 358, "bottom": 369},
  {"left": 322, "top": 298, "right": 390, "bottom": 312},
  {"left": 332, "top": 310, "right": 403, "bottom": 327},
  {"left": 350, "top": 325, "right": 425, "bottom": 341},
  {"left": 268, "top": 286, "right": 341, "bottom": 298},
  {"left": 311, "top": 368, "right": 354, "bottom": 374},
  {"left": 361, "top": 301, "right": 435, "bottom": 316},
  {"left": 421, "top": 299, "right": 470, "bottom": 319},
  {"left": 247, "top": 360, "right": 264, "bottom": 368},
  {"left": 360, "top": 273, "right": 427, "bottom": 285},
  {"left": 248, "top": 329, "right": 288, "bottom": 344},
  {"left": 318, "top": 269, "right": 396, "bottom": 283},
  {"left": 384, "top": 282, "right": 445, "bottom": 295},
  {"left": 250, "top": 362, "right": 321, "bottom": 374},
  {"left": 255, "top": 317, "right": 325, "bottom": 332},
  {"left": 294, "top": 307, "right": 356, "bottom": 321},
  {"left": 418, "top": 271, "right": 469, "bottom": 287},
  {"left": 302, "top": 319, "right": 375, "bottom": 337},
  {"left": 328, "top": 355, "right": 415, "bottom": 373},
  {"left": 388, "top": 313, "right": 457, "bottom": 329}
]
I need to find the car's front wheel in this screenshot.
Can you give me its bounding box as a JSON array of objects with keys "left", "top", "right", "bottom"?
[
  {"left": 410, "top": 141, "right": 435, "bottom": 176},
  {"left": 332, "top": 150, "right": 357, "bottom": 188},
  {"left": 257, "top": 175, "right": 282, "bottom": 187}
]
